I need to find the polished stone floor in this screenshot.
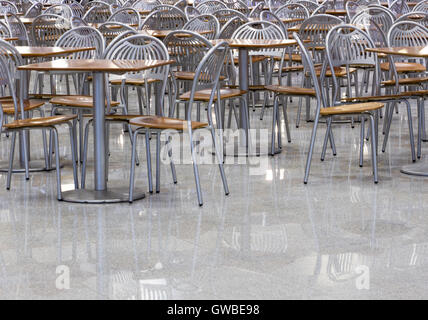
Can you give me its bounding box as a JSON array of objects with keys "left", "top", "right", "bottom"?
[{"left": 0, "top": 86, "right": 428, "bottom": 300}]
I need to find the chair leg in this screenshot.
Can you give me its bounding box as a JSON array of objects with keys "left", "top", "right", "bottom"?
[
  {"left": 210, "top": 126, "right": 229, "bottom": 196},
  {"left": 405, "top": 100, "right": 416, "bottom": 162},
  {"left": 68, "top": 123, "right": 79, "bottom": 189},
  {"left": 165, "top": 133, "right": 177, "bottom": 184},
  {"left": 382, "top": 104, "right": 394, "bottom": 153},
  {"left": 155, "top": 132, "right": 161, "bottom": 193},
  {"left": 270, "top": 95, "right": 278, "bottom": 156},
  {"left": 418, "top": 98, "right": 422, "bottom": 159},
  {"left": 281, "top": 96, "right": 291, "bottom": 143},
  {"left": 21, "top": 130, "right": 29, "bottom": 180},
  {"left": 369, "top": 114, "right": 378, "bottom": 184},
  {"left": 6, "top": 131, "right": 16, "bottom": 190},
  {"left": 189, "top": 128, "right": 203, "bottom": 206},
  {"left": 304, "top": 112, "right": 321, "bottom": 184},
  {"left": 129, "top": 129, "right": 140, "bottom": 203},
  {"left": 52, "top": 128, "right": 62, "bottom": 200},
  {"left": 145, "top": 128, "right": 153, "bottom": 193},
  {"left": 359, "top": 116, "right": 365, "bottom": 167},
  {"left": 321, "top": 117, "right": 332, "bottom": 161}
]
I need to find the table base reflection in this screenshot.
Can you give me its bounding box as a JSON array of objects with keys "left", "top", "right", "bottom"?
[
  {"left": 400, "top": 160, "right": 428, "bottom": 177},
  {"left": 61, "top": 187, "right": 145, "bottom": 204}
]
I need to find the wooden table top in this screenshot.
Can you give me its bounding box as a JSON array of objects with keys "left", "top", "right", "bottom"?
[
  {"left": 139, "top": 29, "right": 212, "bottom": 38},
  {"left": 15, "top": 46, "right": 95, "bottom": 58},
  {"left": 19, "top": 17, "right": 35, "bottom": 25},
  {"left": 210, "top": 39, "right": 300, "bottom": 48},
  {"left": 366, "top": 46, "right": 428, "bottom": 57},
  {"left": 89, "top": 22, "right": 139, "bottom": 29},
  {"left": 18, "top": 59, "right": 175, "bottom": 72},
  {"left": 325, "top": 9, "right": 347, "bottom": 15},
  {"left": 3, "top": 37, "right": 18, "bottom": 42}
]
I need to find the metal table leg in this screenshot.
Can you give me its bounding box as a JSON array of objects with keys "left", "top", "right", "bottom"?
[{"left": 61, "top": 72, "right": 145, "bottom": 203}]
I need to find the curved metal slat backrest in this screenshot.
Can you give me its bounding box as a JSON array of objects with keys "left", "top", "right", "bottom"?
[
  {"left": 132, "top": 0, "right": 161, "bottom": 11},
  {"left": 248, "top": 2, "right": 264, "bottom": 18},
  {"left": 268, "top": 0, "right": 288, "bottom": 12},
  {"left": 275, "top": 3, "right": 309, "bottom": 27},
  {"left": 55, "top": 26, "right": 105, "bottom": 59},
  {"left": 388, "top": 20, "right": 428, "bottom": 46},
  {"left": 45, "top": 4, "right": 73, "bottom": 19},
  {"left": 140, "top": 5, "right": 187, "bottom": 30},
  {"left": 0, "top": 1, "right": 18, "bottom": 14},
  {"left": 84, "top": 0, "right": 111, "bottom": 11},
  {"left": 183, "top": 14, "right": 219, "bottom": 39},
  {"left": 104, "top": 29, "right": 138, "bottom": 51},
  {"left": 25, "top": 2, "right": 43, "bottom": 18},
  {"left": 69, "top": 1, "right": 85, "bottom": 17},
  {"left": 351, "top": 6, "right": 395, "bottom": 34},
  {"left": 4, "top": 12, "right": 29, "bottom": 44},
  {"left": 107, "top": 7, "right": 141, "bottom": 28},
  {"left": 218, "top": 15, "right": 248, "bottom": 38},
  {"left": 260, "top": 10, "right": 288, "bottom": 37},
  {"left": 31, "top": 14, "right": 71, "bottom": 46},
  {"left": 325, "top": 24, "right": 379, "bottom": 103},
  {"left": 0, "top": 21, "right": 11, "bottom": 38},
  {"left": 288, "top": 0, "right": 319, "bottom": 13},
  {"left": 98, "top": 21, "right": 135, "bottom": 44},
  {"left": 71, "top": 16, "right": 89, "bottom": 28},
  {"left": 298, "top": 14, "right": 343, "bottom": 64},
  {"left": 212, "top": 8, "right": 247, "bottom": 26},
  {"left": 413, "top": 0, "right": 428, "bottom": 13},
  {"left": 174, "top": 0, "right": 187, "bottom": 11},
  {"left": 185, "top": 6, "right": 200, "bottom": 20},
  {"left": 196, "top": 0, "right": 227, "bottom": 14},
  {"left": 104, "top": 34, "right": 170, "bottom": 113},
  {"left": 164, "top": 30, "right": 212, "bottom": 73},
  {"left": 223, "top": 0, "right": 250, "bottom": 15},
  {"left": 389, "top": 0, "right": 410, "bottom": 16},
  {"left": 395, "top": 11, "right": 428, "bottom": 27},
  {"left": 83, "top": 3, "right": 112, "bottom": 23}
]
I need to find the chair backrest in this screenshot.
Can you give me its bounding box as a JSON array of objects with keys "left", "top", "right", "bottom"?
[
  {"left": 164, "top": 30, "right": 212, "bottom": 72},
  {"left": 185, "top": 6, "right": 200, "bottom": 20},
  {"left": 196, "top": 0, "right": 227, "bottom": 14},
  {"left": 260, "top": 10, "right": 288, "bottom": 37},
  {"left": 25, "top": 2, "right": 43, "bottom": 18},
  {"left": 4, "top": 12, "right": 29, "bottom": 45},
  {"left": 289, "top": 0, "right": 320, "bottom": 13},
  {"left": 248, "top": 2, "right": 264, "bottom": 18},
  {"left": 45, "top": 4, "right": 73, "bottom": 19},
  {"left": 83, "top": 0, "right": 110, "bottom": 11},
  {"left": 223, "top": 0, "right": 250, "bottom": 15},
  {"left": 413, "top": 0, "right": 428, "bottom": 13},
  {"left": 212, "top": 8, "right": 247, "bottom": 26},
  {"left": 104, "top": 28, "right": 138, "bottom": 51},
  {"left": 71, "top": 16, "right": 89, "bottom": 28},
  {"left": 325, "top": 24, "right": 379, "bottom": 103},
  {"left": 218, "top": 15, "right": 248, "bottom": 38},
  {"left": 132, "top": 0, "right": 162, "bottom": 12},
  {"left": 107, "top": 7, "right": 141, "bottom": 28},
  {"left": 140, "top": 5, "right": 187, "bottom": 30},
  {"left": 0, "top": 1, "right": 18, "bottom": 15},
  {"left": 183, "top": 14, "right": 219, "bottom": 39},
  {"left": 185, "top": 41, "right": 229, "bottom": 122},
  {"left": 389, "top": 0, "right": 410, "bottom": 16},
  {"left": 395, "top": 11, "right": 428, "bottom": 27},
  {"left": 55, "top": 26, "right": 105, "bottom": 58},
  {"left": 298, "top": 14, "right": 343, "bottom": 64},
  {"left": 275, "top": 3, "right": 309, "bottom": 28},
  {"left": 174, "top": 0, "right": 187, "bottom": 11},
  {"left": 104, "top": 34, "right": 170, "bottom": 114},
  {"left": 0, "top": 21, "right": 11, "bottom": 38},
  {"left": 351, "top": 5, "right": 395, "bottom": 34},
  {"left": 98, "top": 21, "right": 135, "bottom": 44},
  {"left": 83, "top": 2, "right": 112, "bottom": 23},
  {"left": 68, "top": 1, "right": 85, "bottom": 17},
  {"left": 31, "top": 14, "right": 71, "bottom": 46}
]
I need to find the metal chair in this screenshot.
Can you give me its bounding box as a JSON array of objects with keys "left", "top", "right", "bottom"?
[
  {"left": 68, "top": 1, "right": 85, "bottom": 17},
  {"left": 293, "top": 30, "right": 383, "bottom": 184},
  {"left": 140, "top": 5, "right": 187, "bottom": 30},
  {"left": 128, "top": 41, "right": 230, "bottom": 206},
  {"left": 44, "top": 4, "right": 73, "bottom": 19},
  {"left": 98, "top": 21, "right": 135, "bottom": 44},
  {"left": 71, "top": 16, "right": 89, "bottom": 28},
  {"left": 395, "top": 11, "right": 428, "bottom": 27},
  {"left": 107, "top": 7, "right": 141, "bottom": 28},
  {"left": 223, "top": 0, "right": 250, "bottom": 15},
  {"left": 218, "top": 14, "right": 249, "bottom": 38},
  {"left": 0, "top": 39, "right": 78, "bottom": 200},
  {"left": 267, "top": 0, "right": 288, "bottom": 12},
  {"left": 413, "top": 0, "right": 428, "bottom": 12},
  {"left": 289, "top": 0, "right": 319, "bottom": 14},
  {"left": 132, "top": 0, "right": 162, "bottom": 13},
  {"left": 183, "top": 14, "right": 220, "bottom": 39},
  {"left": 389, "top": 0, "right": 410, "bottom": 16},
  {"left": 0, "top": 21, "right": 10, "bottom": 39},
  {"left": 196, "top": 0, "right": 228, "bottom": 14},
  {"left": 4, "top": 12, "right": 30, "bottom": 45},
  {"left": 185, "top": 6, "right": 201, "bottom": 20},
  {"left": 275, "top": 3, "right": 309, "bottom": 25},
  {"left": 24, "top": 2, "right": 43, "bottom": 17},
  {"left": 248, "top": 2, "right": 264, "bottom": 18},
  {"left": 30, "top": 14, "right": 71, "bottom": 46}
]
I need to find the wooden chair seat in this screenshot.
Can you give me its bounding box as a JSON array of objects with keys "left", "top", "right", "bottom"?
[
  {"left": 174, "top": 71, "right": 226, "bottom": 81},
  {"left": 1, "top": 99, "right": 45, "bottom": 114},
  {"left": 129, "top": 115, "right": 207, "bottom": 130},
  {"left": 233, "top": 55, "right": 266, "bottom": 65},
  {"left": 274, "top": 54, "right": 302, "bottom": 62},
  {"left": 313, "top": 66, "right": 357, "bottom": 77},
  {"left": 280, "top": 65, "right": 304, "bottom": 72},
  {"left": 320, "top": 102, "right": 384, "bottom": 116},
  {"left": 381, "top": 76, "right": 428, "bottom": 86},
  {"left": 380, "top": 62, "right": 426, "bottom": 73},
  {"left": 179, "top": 88, "right": 246, "bottom": 101},
  {"left": 50, "top": 95, "right": 120, "bottom": 108},
  {"left": 3, "top": 115, "right": 77, "bottom": 129},
  {"left": 341, "top": 89, "right": 428, "bottom": 103},
  {"left": 265, "top": 85, "right": 316, "bottom": 96},
  {"left": 109, "top": 78, "right": 160, "bottom": 86}
]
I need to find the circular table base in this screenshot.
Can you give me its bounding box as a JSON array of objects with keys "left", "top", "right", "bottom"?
[
  {"left": 0, "top": 160, "right": 61, "bottom": 173},
  {"left": 61, "top": 187, "right": 145, "bottom": 204},
  {"left": 400, "top": 160, "right": 428, "bottom": 177}
]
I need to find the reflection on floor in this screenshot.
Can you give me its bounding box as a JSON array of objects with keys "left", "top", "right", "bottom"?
[{"left": 0, "top": 91, "right": 428, "bottom": 299}]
